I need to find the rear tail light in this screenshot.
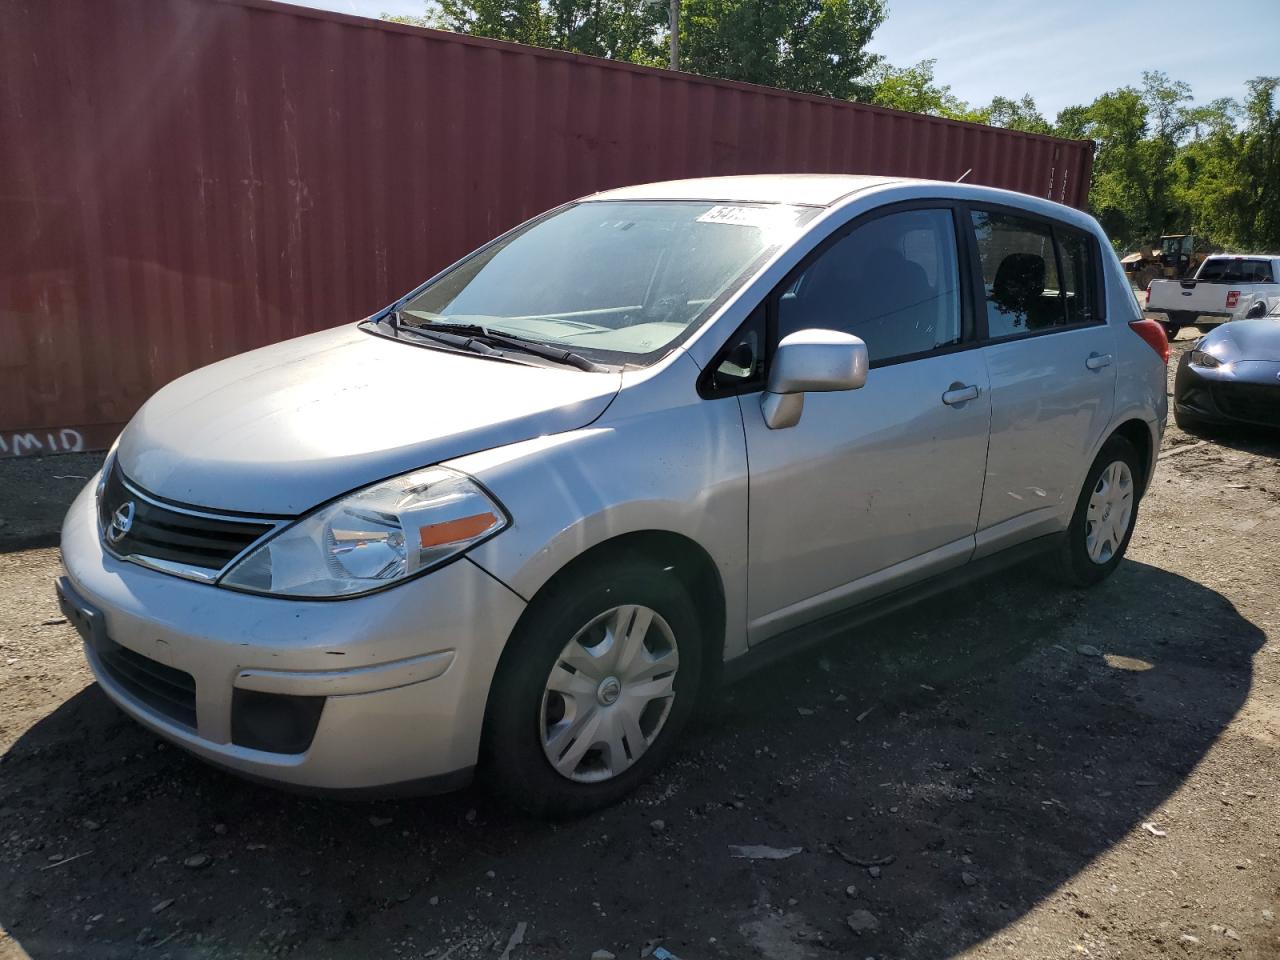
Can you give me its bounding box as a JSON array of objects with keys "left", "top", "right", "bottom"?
[
  {"left": 1144, "top": 281, "right": 1152, "bottom": 309},
  {"left": 1129, "top": 319, "right": 1169, "bottom": 365},
  {"left": 1226, "top": 290, "right": 1240, "bottom": 308}
]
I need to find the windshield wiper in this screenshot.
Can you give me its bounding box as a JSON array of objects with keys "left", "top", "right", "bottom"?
[{"left": 390, "top": 313, "right": 607, "bottom": 372}]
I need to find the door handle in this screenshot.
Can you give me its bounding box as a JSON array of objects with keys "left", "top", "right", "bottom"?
[
  {"left": 1086, "top": 353, "right": 1113, "bottom": 370},
  {"left": 941, "top": 383, "right": 980, "bottom": 406}
]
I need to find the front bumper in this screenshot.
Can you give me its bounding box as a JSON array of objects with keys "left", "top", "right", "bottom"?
[
  {"left": 1173, "top": 355, "right": 1280, "bottom": 428},
  {"left": 59, "top": 479, "right": 526, "bottom": 793}
]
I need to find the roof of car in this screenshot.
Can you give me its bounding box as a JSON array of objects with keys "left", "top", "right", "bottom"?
[{"left": 587, "top": 174, "right": 901, "bottom": 207}]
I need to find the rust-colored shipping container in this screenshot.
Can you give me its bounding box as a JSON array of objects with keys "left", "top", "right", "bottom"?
[{"left": 0, "top": 0, "right": 1094, "bottom": 456}]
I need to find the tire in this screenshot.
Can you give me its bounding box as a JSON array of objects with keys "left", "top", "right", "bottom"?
[
  {"left": 1050, "top": 436, "right": 1143, "bottom": 587},
  {"left": 481, "top": 556, "right": 704, "bottom": 817},
  {"left": 1161, "top": 321, "right": 1181, "bottom": 341}
]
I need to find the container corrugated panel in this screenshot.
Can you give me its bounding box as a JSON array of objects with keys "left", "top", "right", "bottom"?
[{"left": 0, "top": 0, "right": 1094, "bottom": 455}]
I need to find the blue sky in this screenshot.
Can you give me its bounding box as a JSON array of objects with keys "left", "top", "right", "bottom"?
[{"left": 278, "top": 0, "right": 1280, "bottom": 118}]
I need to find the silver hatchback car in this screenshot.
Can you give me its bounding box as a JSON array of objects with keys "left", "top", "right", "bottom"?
[{"left": 58, "top": 175, "right": 1169, "bottom": 814}]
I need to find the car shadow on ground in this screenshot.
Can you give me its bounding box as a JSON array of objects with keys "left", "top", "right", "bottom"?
[
  {"left": 1174, "top": 421, "right": 1280, "bottom": 460},
  {"left": 0, "top": 558, "right": 1265, "bottom": 959}
]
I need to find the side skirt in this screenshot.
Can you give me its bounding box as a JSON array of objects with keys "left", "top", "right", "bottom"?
[{"left": 721, "top": 532, "right": 1065, "bottom": 686}]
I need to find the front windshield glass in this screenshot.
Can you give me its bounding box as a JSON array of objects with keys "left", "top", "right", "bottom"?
[{"left": 394, "top": 200, "right": 816, "bottom": 363}]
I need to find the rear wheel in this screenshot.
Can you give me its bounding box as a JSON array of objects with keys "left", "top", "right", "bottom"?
[
  {"left": 481, "top": 557, "right": 703, "bottom": 817},
  {"left": 1051, "top": 436, "right": 1142, "bottom": 587}
]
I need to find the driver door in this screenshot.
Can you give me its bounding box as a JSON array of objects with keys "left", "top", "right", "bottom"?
[{"left": 738, "top": 204, "right": 992, "bottom": 645}]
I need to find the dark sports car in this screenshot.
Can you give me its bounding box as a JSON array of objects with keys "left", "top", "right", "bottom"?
[{"left": 1174, "top": 313, "right": 1280, "bottom": 431}]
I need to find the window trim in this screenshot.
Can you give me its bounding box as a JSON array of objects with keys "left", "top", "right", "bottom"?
[
  {"left": 1052, "top": 221, "right": 1103, "bottom": 327},
  {"left": 960, "top": 201, "right": 1109, "bottom": 346},
  {"left": 697, "top": 305, "right": 769, "bottom": 399},
  {"left": 757, "top": 199, "right": 982, "bottom": 375}
]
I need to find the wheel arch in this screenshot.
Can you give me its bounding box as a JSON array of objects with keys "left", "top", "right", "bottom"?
[
  {"left": 483, "top": 530, "right": 728, "bottom": 721},
  {"left": 1110, "top": 417, "right": 1155, "bottom": 496}
]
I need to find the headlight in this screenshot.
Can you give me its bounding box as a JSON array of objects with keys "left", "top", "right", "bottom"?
[
  {"left": 221, "top": 467, "right": 507, "bottom": 598},
  {"left": 1189, "top": 349, "right": 1221, "bottom": 368}
]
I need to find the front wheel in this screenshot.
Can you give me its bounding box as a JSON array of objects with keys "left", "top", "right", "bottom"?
[
  {"left": 1050, "top": 436, "right": 1142, "bottom": 587},
  {"left": 481, "top": 558, "right": 703, "bottom": 817}
]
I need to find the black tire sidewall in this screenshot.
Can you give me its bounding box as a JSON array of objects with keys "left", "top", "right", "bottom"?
[
  {"left": 1059, "top": 436, "right": 1143, "bottom": 586},
  {"left": 481, "top": 559, "right": 704, "bottom": 817}
]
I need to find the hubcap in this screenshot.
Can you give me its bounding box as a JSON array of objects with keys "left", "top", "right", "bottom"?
[
  {"left": 596, "top": 676, "right": 622, "bottom": 706},
  {"left": 539, "top": 604, "right": 680, "bottom": 783},
  {"left": 1085, "top": 460, "right": 1134, "bottom": 565}
]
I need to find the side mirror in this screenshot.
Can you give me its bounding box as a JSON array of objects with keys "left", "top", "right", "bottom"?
[{"left": 761, "top": 329, "right": 869, "bottom": 429}]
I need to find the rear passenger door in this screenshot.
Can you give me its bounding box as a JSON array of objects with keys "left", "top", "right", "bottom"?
[{"left": 966, "top": 206, "right": 1116, "bottom": 556}]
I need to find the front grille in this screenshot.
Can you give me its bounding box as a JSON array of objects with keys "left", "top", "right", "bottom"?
[
  {"left": 97, "top": 637, "right": 197, "bottom": 729},
  {"left": 99, "top": 461, "right": 276, "bottom": 573},
  {"left": 1212, "top": 383, "right": 1280, "bottom": 427}
]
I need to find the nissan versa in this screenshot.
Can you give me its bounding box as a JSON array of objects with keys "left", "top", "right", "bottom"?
[{"left": 58, "top": 175, "right": 1169, "bottom": 815}]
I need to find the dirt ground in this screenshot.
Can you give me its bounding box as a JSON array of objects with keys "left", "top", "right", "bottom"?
[{"left": 1, "top": 333, "right": 1277, "bottom": 960}]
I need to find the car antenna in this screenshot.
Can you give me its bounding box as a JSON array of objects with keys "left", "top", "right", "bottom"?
[{"left": 955, "top": 168, "right": 972, "bottom": 183}]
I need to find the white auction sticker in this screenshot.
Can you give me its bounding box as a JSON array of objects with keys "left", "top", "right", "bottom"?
[{"left": 695, "top": 205, "right": 798, "bottom": 229}]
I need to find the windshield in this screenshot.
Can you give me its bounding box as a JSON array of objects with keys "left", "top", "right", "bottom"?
[{"left": 393, "top": 200, "right": 816, "bottom": 364}]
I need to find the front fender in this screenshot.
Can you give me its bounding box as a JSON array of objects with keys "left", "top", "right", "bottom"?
[{"left": 448, "top": 383, "right": 751, "bottom": 661}]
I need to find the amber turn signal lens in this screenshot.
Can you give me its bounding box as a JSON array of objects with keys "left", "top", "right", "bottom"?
[{"left": 418, "top": 512, "right": 499, "bottom": 549}]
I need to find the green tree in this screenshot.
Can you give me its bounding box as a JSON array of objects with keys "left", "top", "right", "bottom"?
[
  {"left": 1137, "top": 70, "right": 1195, "bottom": 240},
  {"left": 864, "top": 61, "right": 1049, "bottom": 131},
  {"left": 864, "top": 59, "right": 984, "bottom": 122},
  {"left": 384, "top": 0, "right": 664, "bottom": 59},
  {"left": 545, "top": 0, "right": 667, "bottom": 63},
  {"left": 388, "top": 1, "right": 886, "bottom": 98},
  {"left": 1174, "top": 78, "right": 1279, "bottom": 251},
  {"left": 984, "top": 94, "right": 1051, "bottom": 135},
  {"left": 385, "top": 0, "right": 549, "bottom": 45},
  {"left": 1055, "top": 72, "right": 1256, "bottom": 252},
  {"left": 666, "top": 0, "right": 887, "bottom": 98},
  {"left": 1075, "top": 86, "right": 1150, "bottom": 247},
  {"left": 1237, "top": 77, "right": 1280, "bottom": 249}
]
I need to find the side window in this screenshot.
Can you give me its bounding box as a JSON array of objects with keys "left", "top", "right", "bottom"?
[
  {"left": 777, "top": 208, "right": 962, "bottom": 364},
  {"left": 1057, "top": 228, "right": 1098, "bottom": 325},
  {"left": 970, "top": 210, "right": 1064, "bottom": 336}
]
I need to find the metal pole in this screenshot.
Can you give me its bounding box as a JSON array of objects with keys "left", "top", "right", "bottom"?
[{"left": 669, "top": 0, "right": 679, "bottom": 71}]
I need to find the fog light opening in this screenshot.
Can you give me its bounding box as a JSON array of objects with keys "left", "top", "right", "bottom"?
[{"left": 231, "top": 689, "right": 326, "bottom": 754}]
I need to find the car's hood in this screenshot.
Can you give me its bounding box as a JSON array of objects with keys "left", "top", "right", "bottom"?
[
  {"left": 1203, "top": 318, "right": 1280, "bottom": 361},
  {"left": 117, "top": 324, "right": 622, "bottom": 514}
]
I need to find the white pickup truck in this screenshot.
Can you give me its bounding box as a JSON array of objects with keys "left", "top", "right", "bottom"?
[{"left": 1146, "top": 254, "right": 1280, "bottom": 335}]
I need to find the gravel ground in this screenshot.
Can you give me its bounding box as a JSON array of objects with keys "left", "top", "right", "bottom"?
[{"left": 1, "top": 334, "right": 1278, "bottom": 960}]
